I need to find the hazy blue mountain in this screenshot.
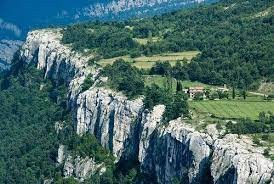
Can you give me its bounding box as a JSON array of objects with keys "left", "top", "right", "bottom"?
[{"left": 0, "top": 0, "right": 217, "bottom": 40}]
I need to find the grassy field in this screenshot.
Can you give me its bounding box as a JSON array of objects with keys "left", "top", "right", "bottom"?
[
  {"left": 144, "top": 75, "right": 212, "bottom": 91},
  {"left": 190, "top": 100, "right": 274, "bottom": 120},
  {"left": 144, "top": 75, "right": 177, "bottom": 91},
  {"left": 144, "top": 75, "right": 274, "bottom": 121},
  {"left": 98, "top": 51, "right": 200, "bottom": 69}
]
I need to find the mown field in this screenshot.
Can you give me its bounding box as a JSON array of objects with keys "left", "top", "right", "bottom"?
[
  {"left": 190, "top": 100, "right": 274, "bottom": 120},
  {"left": 98, "top": 51, "right": 200, "bottom": 69}
]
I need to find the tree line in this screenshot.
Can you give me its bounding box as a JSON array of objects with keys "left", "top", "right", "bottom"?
[{"left": 62, "top": 0, "right": 274, "bottom": 90}]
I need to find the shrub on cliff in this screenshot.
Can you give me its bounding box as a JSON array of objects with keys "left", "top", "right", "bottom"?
[
  {"left": 81, "top": 74, "right": 94, "bottom": 92},
  {"left": 163, "top": 93, "right": 189, "bottom": 122},
  {"left": 144, "top": 83, "right": 189, "bottom": 122},
  {"left": 102, "top": 59, "right": 144, "bottom": 98}
]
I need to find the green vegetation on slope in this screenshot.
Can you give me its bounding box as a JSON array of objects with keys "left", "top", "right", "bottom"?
[
  {"left": 62, "top": 0, "right": 274, "bottom": 89},
  {"left": 62, "top": 23, "right": 139, "bottom": 58},
  {"left": 102, "top": 59, "right": 145, "bottom": 98},
  {"left": 226, "top": 112, "right": 274, "bottom": 134},
  {"left": 0, "top": 56, "right": 151, "bottom": 184},
  {"left": 144, "top": 75, "right": 212, "bottom": 93},
  {"left": 101, "top": 60, "right": 189, "bottom": 122},
  {"left": 68, "top": 134, "right": 115, "bottom": 165},
  {"left": 98, "top": 51, "right": 199, "bottom": 69},
  {"left": 0, "top": 63, "right": 65, "bottom": 183}
]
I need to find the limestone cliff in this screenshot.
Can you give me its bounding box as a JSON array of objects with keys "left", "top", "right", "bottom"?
[
  {"left": 139, "top": 117, "right": 212, "bottom": 183},
  {"left": 75, "top": 87, "right": 143, "bottom": 159},
  {"left": 57, "top": 145, "right": 106, "bottom": 181},
  {"left": 19, "top": 29, "right": 98, "bottom": 101},
  {"left": 211, "top": 134, "right": 273, "bottom": 184},
  {"left": 20, "top": 29, "right": 273, "bottom": 184},
  {"left": 0, "top": 40, "right": 23, "bottom": 70}
]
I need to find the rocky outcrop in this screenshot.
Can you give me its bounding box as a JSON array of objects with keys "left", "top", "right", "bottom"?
[
  {"left": 75, "top": 87, "right": 143, "bottom": 159},
  {"left": 139, "top": 118, "right": 212, "bottom": 183},
  {"left": 19, "top": 29, "right": 100, "bottom": 105},
  {"left": 0, "top": 40, "right": 23, "bottom": 70},
  {"left": 21, "top": 29, "right": 81, "bottom": 81},
  {"left": 20, "top": 29, "right": 273, "bottom": 184},
  {"left": 74, "top": 86, "right": 274, "bottom": 183},
  {"left": 211, "top": 134, "right": 273, "bottom": 184},
  {"left": 57, "top": 144, "right": 66, "bottom": 165},
  {"left": 139, "top": 105, "right": 165, "bottom": 163},
  {"left": 19, "top": 29, "right": 98, "bottom": 92},
  {"left": 57, "top": 145, "right": 106, "bottom": 181},
  {"left": 63, "top": 155, "right": 106, "bottom": 181}
]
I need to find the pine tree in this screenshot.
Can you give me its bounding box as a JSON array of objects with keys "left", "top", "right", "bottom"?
[
  {"left": 232, "top": 86, "right": 236, "bottom": 99},
  {"left": 176, "top": 80, "right": 182, "bottom": 93},
  {"left": 243, "top": 89, "right": 246, "bottom": 100}
]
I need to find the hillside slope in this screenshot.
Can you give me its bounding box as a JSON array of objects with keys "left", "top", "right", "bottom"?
[
  {"left": 8, "top": 25, "right": 272, "bottom": 184},
  {"left": 0, "top": 0, "right": 273, "bottom": 183},
  {"left": 63, "top": 0, "right": 274, "bottom": 89},
  {"left": 0, "top": 0, "right": 215, "bottom": 70}
]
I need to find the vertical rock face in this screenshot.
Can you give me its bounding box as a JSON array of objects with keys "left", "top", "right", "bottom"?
[
  {"left": 63, "top": 155, "right": 105, "bottom": 181},
  {"left": 19, "top": 29, "right": 97, "bottom": 93},
  {"left": 57, "top": 145, "right": 106, "bottom": 181},
  {"left": 0, "top": 40, "right": 23, "bottom": 70},
  {"left": 19, "top": 29, "right": 99, "bottom": 104},
  {"left": 57, "top": 144, "right": 65, "bottom": 165},
  {"left": 211, "top": 134, "right": 273, "bottom": 184},
  {"left": 20, "top": 29, "right": 273, "bottom": 184},
  {"left": 21, "top": 30, "right": 79, "bottom": 82},
  {"left": 75, "top": 87, "right": 143, "bottom": 159},
  {"left": 139, "top": 118, "right": 212, "bottom": 183},
  {"left": 139, "top": 105, "right": 166, "bottom": 163}
]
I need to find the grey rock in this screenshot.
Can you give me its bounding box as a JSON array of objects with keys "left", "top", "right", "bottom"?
[
  {"left": 211, "top": 134, "right": 273, "bottom": 184},
  {"left": 75, "top": 87, "right": 143, "bottom": 159},
  {"left": 139, "top": 105, "right": 165, "bottom": 163},
  {"left": 63, "top": 155, "right": 74, "bottom": 177},
  {"left": 0, "top": 39, "right": 23, "bottom": 69},
  {"left": 81, "top": 0, "right": 207, "bottom": 18},
  {"left": 43, "top": 179, "right": 53, "bottom": 184},
  {"left": 57, "top": 145, "right": 65, "bottom": 165},
  {"left": 140, "top": 118, "right": 212, "bottom": 183},
  {"left": 63, "top": 155, "right": 105, "bottom": 181}
]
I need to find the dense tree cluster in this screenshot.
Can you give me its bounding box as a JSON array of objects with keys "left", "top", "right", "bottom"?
[
  {"left": 102, "top": 59, "right": 145, "bottom": 98},
  {"left": 144, "top": 83, "right": 172, "bottom": 109},
  {"left": 102, "top": 59, "right": 189, "bottom": 121},
  {"left": 81, "top": 74, "right": 94, "bottom": 92},
  {"left": 0, "top": 58, "right": 151, "bottom": 184},
  {"left": 69, "top": 134, "right": 115, "bottom": 165},
  {"left": 144, "top": 84, "right": 189, "bottom": 122},
  {"left": 62, "top": 0, "right": 274, "bottom": 89},
  {"left": 0, "top": 64, "right": 67, "bottom": 183},
  {"left": 62, "top": 23, "right": 140, "bottom": 58},
  {"left": 226, "top": 112, "right": 274, "bottom": 134}
]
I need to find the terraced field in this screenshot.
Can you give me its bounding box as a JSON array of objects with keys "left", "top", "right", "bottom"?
[
  {"left": 190, "top": 100, "right": 274, "bottom": 120},
  {"left": 98, "top": 51, "right": 200, "bottom": 69}
]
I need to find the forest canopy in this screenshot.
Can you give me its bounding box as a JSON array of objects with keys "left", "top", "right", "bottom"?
[{"left": 62, "top": 0, "right": 274, "bottom": 89}]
